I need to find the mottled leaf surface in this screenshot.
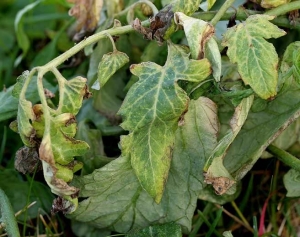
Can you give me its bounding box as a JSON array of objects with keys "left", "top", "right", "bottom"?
[
  {"left": 92, "top": 51, "right": 129, "bottom": 90},
  {"left": 70, "top": 97, "right": 218, "bottom": 233},
  {"left": 127, "top": 222, "right": 181, "bottom": 237},
  {"left": 222, "top": 15, "right": 286, "bottom": 99},
  {"left": 175, "top": 12, "right": 221, "bottom": 81},
  {"left": 284, "top": 169, "right": 300, "bottom": 197},
  {"left": 118, "top": 42, "right": 211, "bottom": 202},
  {"left": 204, "top": 96, "right": 254, "bottom": 195}
]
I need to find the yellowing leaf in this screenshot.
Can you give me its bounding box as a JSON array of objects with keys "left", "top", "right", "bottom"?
[
  {"left": 261, "top": 0, "right": 290, "bottom": 8},
  {"left": 207, "top": 0, "right": 216, "bottom": 10},
  {"left": 68, "top": 0, "right": 103, "bottom": 33},
  {"left": 118, "top": 42, "right": 211, "bottom": 203},
  {"left": 222, "top": 15, "right": 286, "bottom": 99},
  {"left": 92, "top": 51, "right": 129, "bottom": 90},
  {"left": 175, "top": 12, "right": 221, "bottom": 81},
  {"left": 70, "top": 97, "right": 218, "bottom": 233},
  {"left": 204, "top": 95, "right": 254, "bottom": 195}
]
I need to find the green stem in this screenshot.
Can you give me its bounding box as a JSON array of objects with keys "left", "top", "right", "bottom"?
[
  {"left": 266, "top": 1, "right": 300, "bottom": 16},
  {"left": 39, "top": 20, "right": 149, "bottom": 71},
  {"left": 231, "top": 200, "right": 251, "bottom": 229},
  {"left": 0, "top": 189, "right": 20, "bottom": 237},
  {"left": 267, "top": 144, "right": 300, "bottom": 172},
  {"left": 210, "top": 0, "right": 237, "bottom": 26}
]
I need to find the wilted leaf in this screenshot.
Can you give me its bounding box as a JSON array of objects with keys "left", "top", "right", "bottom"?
[
  {"left": 222, "top": 15, "right": 286, "bottom": 99},
  {"left": 127, "top": 222, "right": 181, "bottom": 237},
  {"left": 204, "top": 95, "right": 254, "bottom": 195},
  {"left": 175, "top": 12, "right": 221, "bottom": 81},
  {"left": 133, "top": 0, "right": 201, "bottom": 42},
  {"left": 68, "top": 0, "right": 103, "bottom": 33},
  {"left": 223, "top": 86, "right": 300, "bottom": 182},
  {"left": 118, "top": 42, "right": 211, "bottom": 202},
  {"left": 70, "top": 97, "right": 218, "bottom": 233},
  {"left": 284, "top": 169, "right": 300, "bottom": 197}
]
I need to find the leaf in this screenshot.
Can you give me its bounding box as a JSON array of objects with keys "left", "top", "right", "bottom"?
[
  {"left": 134, "top": 0, "right": 201, "bottom": 42},
  {"left": 279, "top": 41, "right": 300, "bottom": 89},
  {"left": 174, "top": 12, "right": 221, "bottom": 81},
  {"left": 118, "top": 42, "right": 211, "bottom": 202},
  {"left": 222, "top": 15, "right": 286, "bottom": 99},
  {"left": 14, "top": 0, "right": 43, "bottom": 66},
  {"left": 223, "top": 86, "right": 300, "bottom": 182},
  {"left": 92, "top": 50, "right": 129, "bottom": 90},
  {"left": 127, "top": 222, "right": 181, "bottom": 237},
  {"left": 76, "top": 120, "right": 112, "bottom": 175},
  {"left": 261, "top": 0, "right": 290, "bottom": 8},
  {"left": 72, "top": 220, "right": 111, "bottom": 237},
  {"left": 0, "top": 75, "right": 55, "bottom": 122},
  {"left": 70, "top": 97, "right": 218, "bottom": 233},
  {"left": 55, "top": 76, "right": 89, "bottom": 115},
  {"left": 283, "top": 169, "right": 300, "bottom": 197},
  {"left": 0, "top": 169, "right": 53, "bottom": 221},
  {"left": 207, "top": 0, "right": 216, "bottom": 10},
  {"left": 204, "top": 96, "right": 254, "bottom": 195},
  {"left": 68, "top": 0, "right": 103, "bottom": 33}
]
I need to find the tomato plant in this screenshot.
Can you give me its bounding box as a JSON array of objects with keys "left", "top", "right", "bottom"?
[{"left": 1, "top": 0, "right": 300, "bottom": 236}]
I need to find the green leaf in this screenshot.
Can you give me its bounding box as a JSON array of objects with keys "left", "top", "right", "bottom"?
[
  {"left": 55, "top": 76, "right": 89, "bottom": 115},
  {"left": 279, "top": 41, "right": 300, "bottom": 89},
  {"left": 223, "top": 87, "right": 300, "bottom": 182},
  {"left": 127, "top": 222, "right": 181, "bottom": 237},
  {"left": 222, "top": 15, "right": 286, "bottom": 99},
  {"left": 14, "top": 0, "right": 43, "bottom": 66},
  {"left": 175, "top": 12, "right": 221, "bottom": 81},
  {"left": 76, "top": 120, "right": 112, "bottom": 175},
  {"left": 118, "top": 42, "right": 211, "bottom": 202},
  {"left": 0, "top": 74, "right": 55, "bottom": 122},
  {"left": 0, "top": 169, "right": 53, "bottom": 221},
  {"left": 173, "top": 0, "right": 201, "bottom": 16},
  {"left": 284, "top": 169, "right": 300, "bottom": 197},
  {"left": 92, "top": 50, "right": 129, "bottom": 90},
  {"left": 208, "top": 0, "right": 216, "bottom": 10},
  {"left": 204, "top": 96, "right": 254, "bottom": 195},
  {"left": 70, "top": 97, "right": 218, "bottom": 233}
]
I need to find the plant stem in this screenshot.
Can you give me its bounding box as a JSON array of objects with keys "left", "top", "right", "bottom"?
[
  {"left": 210, "top": 0, "right": 237, "bottom": 26},
  {"left": 267, "top": 144, "right": 300, "bottom": 172},
  {"left": 40, "top": 20, "right": 149, "bottom": 70},
  {"left": 0, "top": 189, "right": 20, "bottom": 237},
  {"left": 266, "top": 1, "right": 300, "bottom": 16},
  {"left": 231, "top": 200, "right": 252, "bottom": 229},
  {"left": 193, "top": 9, "right": 300, "bottom": 31}
]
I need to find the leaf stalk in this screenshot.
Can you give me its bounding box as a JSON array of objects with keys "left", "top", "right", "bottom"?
[
  {"left": 267, "top": 144, "right": 300, "bottom": 172},
  {"left": 210, "top": 0, "right": 237, "bottom": 26},
  {"left": 266, "top": 1, "right": 300, "bottom": 16}
]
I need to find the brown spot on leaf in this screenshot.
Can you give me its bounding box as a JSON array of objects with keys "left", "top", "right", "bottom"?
[
  {"left": 204, "top": 174, "right": 235, "bottom": 195},
  {"left": 15, "top": 146, "right": 42, "bottom": 174},
  {"left": 132, "top": 5, "right": 175, "bottom": 43},
  {"left": 51, "top": 196, "right": 76, "bottom": 214},
  {"left": 83, "top": 84, "right": 92, "bottom": 99}
]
